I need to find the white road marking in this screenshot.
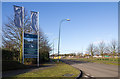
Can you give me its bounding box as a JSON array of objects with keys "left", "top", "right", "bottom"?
[
  {"left": 91, "top": 76, "right": 94, "bottom": 77},
  {"left": 84, "top": 75, "right": 88, "bottom": 78},
  {"left": 86, "top": 74, "right": 90, "bottom": 76}
]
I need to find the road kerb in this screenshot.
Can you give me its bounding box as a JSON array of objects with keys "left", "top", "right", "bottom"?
[{"left": 76, "top": 70, "right": 83, "bottom": 79}]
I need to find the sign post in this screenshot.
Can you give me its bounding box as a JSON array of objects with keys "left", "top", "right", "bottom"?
[
  {"left": 14, "top": 5, "right": 24, "bottom": 63},
  {"left": 14, "top": 5, "right": 39, "bottom": 67},
  {"left": 37, "top": 12, "right": 39, "bottom": 67},
  {"left": 22, "top": 6, "right": 24, "bottom": 64}
]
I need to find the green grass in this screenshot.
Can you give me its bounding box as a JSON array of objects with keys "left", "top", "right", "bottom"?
[
  {"left": 12, "top": 60, "right": 80, "bottom": 78},
  {"left": 69, "top": 58, "right": 119, "bottom": 65}
]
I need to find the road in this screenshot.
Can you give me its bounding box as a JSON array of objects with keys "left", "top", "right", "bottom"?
[{"left": 61, "top": 59, "right": 119, "bottom": 78}]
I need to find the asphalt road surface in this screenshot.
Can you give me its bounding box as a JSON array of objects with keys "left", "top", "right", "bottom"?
[{"left": 61, "top": 59, "right": 119, "bottom": 78}]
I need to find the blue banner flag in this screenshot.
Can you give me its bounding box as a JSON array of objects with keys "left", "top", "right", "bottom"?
[
  {"left": 31, "top": 11, "right": 38, "bottom": 31},
  {"left": 14, "top": 5, "right": 24, "bottom": 28}
]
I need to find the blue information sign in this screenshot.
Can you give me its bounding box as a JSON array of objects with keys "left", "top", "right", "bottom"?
[{"left": 24, "top": 33, "right": 38, "bottom": 58}]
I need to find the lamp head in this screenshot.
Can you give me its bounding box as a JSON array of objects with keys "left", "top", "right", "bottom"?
[{"left": 66, "top": 19, "right": 70, "bottom": 21}]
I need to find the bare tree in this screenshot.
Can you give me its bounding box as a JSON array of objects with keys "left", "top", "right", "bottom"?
[
  {"left": 77, "top": 52, "right": 83, "bottom": 56},
  {"left": 2, "top": 10, "right": 51, "bottom": 63},
  {"left": 110, "top": 40, "right": 118, "bottom": 57},
  {"left": 87, "top": 43, "right": 95, "bottom": 57},
  {"left": 98, "top": 41, "right": 106, "bottom": 57},
  {"left": 2, "top": 10, "right": 32, "bottom": 51},
  {"left": 2, "top": 10, "right": 33, "bottom": 62}
]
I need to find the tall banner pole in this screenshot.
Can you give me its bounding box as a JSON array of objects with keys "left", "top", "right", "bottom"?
[
  {"left": 37, "top": 12, "right": 39, "bottom": 67},
  {"left": 22, "top": 6, "right": 24, "bottom": 64},
  {"left": 20, "top": 30, "right": 22, "bottom": 63},
  {"left": 14, "top": 5, "right": 24, "bottom": 63}
]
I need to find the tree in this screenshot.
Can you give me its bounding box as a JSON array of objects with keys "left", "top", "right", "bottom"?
[
  {"left": 2, "top": 10, "right": 51, "bottom": 63},
  {"left": 77, "top": 52, "right": 83, "bottom": 56},
  {"left": 87, "top": 43, "right": 95, "bottom": 57},
  {"left": 2, "top": 11, "right": 31, "bottom": 51},
  {"left": 70, "top": 53, "right": 76, "bottom": 56},
  {"left": 110, "top": 40, "right": 118, "bottom": 57},
  {"left": 2, "top": 11, "right": 31, "bottom": 62},
  {"left": 98, "top": 41, "right": 106, "bottom": 57}
]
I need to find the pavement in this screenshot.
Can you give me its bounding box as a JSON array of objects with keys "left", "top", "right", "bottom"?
[
  {"left": 2, "top": 60, "right": 55, "bottom": 77},
  {"left": 61, "top": 59, "right": 119, "bottom": 79}
]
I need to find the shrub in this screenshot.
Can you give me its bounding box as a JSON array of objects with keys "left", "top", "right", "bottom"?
[{"left": 2, "top": 49, "right": 19, "bottom": 61}]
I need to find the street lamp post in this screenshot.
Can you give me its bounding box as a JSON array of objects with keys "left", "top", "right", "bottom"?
[
  {"left": 52, "top": 38, "right": 58, "bottom": 59},
  {"left": 58, "top": 19, "right": 70, "bottom": 62},
  {"left": 52, "top": 40, "right": 55, "bottom": 59}
]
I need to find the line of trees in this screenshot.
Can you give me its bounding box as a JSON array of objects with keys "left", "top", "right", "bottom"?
[
  {"left": 51, "top": 53, "right": 76, "bottom": 57},
  {"left": 2, "top": 10, "right": 51, "bottom": 64},
  {"left": 50, "top": 40, "right": 118, "bottom": 58},
  {"left": 87, "top": 40, "right": 118, "bottom": 57}
]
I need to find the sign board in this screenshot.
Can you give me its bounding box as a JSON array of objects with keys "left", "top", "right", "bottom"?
[{"left": 24, "top": 33, "right": 38, "bottom": 58}]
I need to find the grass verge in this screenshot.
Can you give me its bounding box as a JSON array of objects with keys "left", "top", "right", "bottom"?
[
  {"left": 11, "top": 59, "right": 80, "bottom": 78},
  {"left": 68, "top": 58, "right": 119, "bottom": 65}
]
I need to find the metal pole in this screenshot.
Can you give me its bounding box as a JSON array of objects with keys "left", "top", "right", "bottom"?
[
  {"left": 57, "top": 19, "right": 70, "bottom": 62},
  {"left": 22, "top": 6, "right": 24, "bottom": 64},
  {"left": 37, "top": 12, "right": 39, "bottom": 67},
  {"left": 53, "top": 40, "right": 54, "bottom": 59},
  {"left": 58, "top": 20, "right": 63, "bottom": 62},
  {"left": 20, "top": 29, "right": 22, "bottom": 63}
]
